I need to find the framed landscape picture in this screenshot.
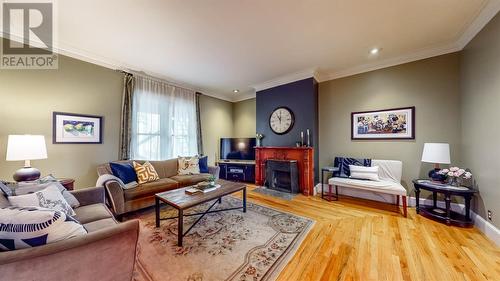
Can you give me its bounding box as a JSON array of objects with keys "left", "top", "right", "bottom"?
[
  {"left": 53, "top": 112, "right": 103, "bottom": 144},
  {"left": 351, "top": 107, "right": 415, "bottom": 140}
]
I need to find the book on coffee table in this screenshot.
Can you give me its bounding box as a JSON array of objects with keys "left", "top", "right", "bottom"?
[{"left": 185, "top": 184, "right": 221, "bottom": 195}]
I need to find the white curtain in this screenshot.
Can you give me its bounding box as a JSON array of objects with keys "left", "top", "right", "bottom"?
[{"left": 130, "top": 75, "right": 198, "bottom": 160}]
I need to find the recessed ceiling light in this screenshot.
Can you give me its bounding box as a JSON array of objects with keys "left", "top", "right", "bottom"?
[
  {"left": 370, "top": 48, "right": 380, "bottom": 55},
  {"left": 233, "top": 89, "right": 240, "bottom": 93}
]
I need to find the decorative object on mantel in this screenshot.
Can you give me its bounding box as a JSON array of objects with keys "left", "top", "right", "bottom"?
[
  {"left": 306, "top": 129, "right": 310, "bottom": 147},
  {"left": 437, "top": 167, "right": 472, "bottom": 187},
  {"left": 255, "top": 133, "right": 264, "bottom": 147},
  {"left": 53, "top": 112, "right": 103, "bottom": 144},
  {"left": 351, "top": 106, "right": 415, "bottom": 140},
  {"left": 421, "top": 143, "right": 451, "bottom": 182},
  {"left": 269, "top": 106, "right": 294, "bottom": 135},
  {"left": 6, "top": 135, "right": 47, "bottom": 182}
]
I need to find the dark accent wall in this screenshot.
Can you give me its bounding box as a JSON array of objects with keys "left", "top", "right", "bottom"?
[{"left": 256, "top": 78, "right": 319, "bottom": 182}]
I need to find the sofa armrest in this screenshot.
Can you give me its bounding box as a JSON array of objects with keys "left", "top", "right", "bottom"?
[
  {"left": 70, "top": 187, "right": 105, "bottom": 206},
  {"left": 0, "top": 220, "right": 140, "bottom": 281},
  {"left": 103, "top": 180, "right": 126, "bottom": 216},
  {"left": 208, "top": 165, "right": 220, "bottom": 180}
]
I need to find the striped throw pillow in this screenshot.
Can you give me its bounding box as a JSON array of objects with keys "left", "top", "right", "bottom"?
[
  {"left": 0, "top": 206, "right": 87, "bottom": 251},
  {"left": 133, "top": 161, "right": 160, "bottom": 184}
]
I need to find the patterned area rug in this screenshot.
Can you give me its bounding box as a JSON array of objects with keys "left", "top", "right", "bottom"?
[{"left": 129, "top": 196, "right": 313, "bottom": 281}]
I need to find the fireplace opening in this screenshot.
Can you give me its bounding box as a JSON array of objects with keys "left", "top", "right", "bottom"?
[{"left": 265, "top": 159, "right": 299, "bottom": 193}]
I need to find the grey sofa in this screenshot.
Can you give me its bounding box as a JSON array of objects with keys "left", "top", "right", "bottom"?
[
  {"left": 0, "top": 187, "right": 140, "bottom": 281},
  {"left": 97, "top": 158, "right": 220, "bottom": 218}
]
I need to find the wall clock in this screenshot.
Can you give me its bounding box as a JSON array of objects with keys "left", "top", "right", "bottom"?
[{"left": 269, "top": 106, "right": 295, "bottom": 134}]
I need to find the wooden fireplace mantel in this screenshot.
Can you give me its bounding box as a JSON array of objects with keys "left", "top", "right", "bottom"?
[{"left": 255, "top": 146, "right": 314, "bottom": 196}]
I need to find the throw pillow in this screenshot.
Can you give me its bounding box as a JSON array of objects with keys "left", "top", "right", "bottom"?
[
  {"left": 177, "top": 156, "right": 200, "bottom": 175},
  {"left": 133, "top": 161, "right": 160, "bottom": 184},
  {"left": 110, "top": 162, "right": 138, "bottom": 184},
  {"left": 349, "top": 165, "right": 380, "bottom": 181},
  {"left": 334, "top": 157, "right": 372, "bottom": 178},
  {"left": 0, "top": 206, "right": 87, "bottom": 251},
  {"left": 198, "top": 155, "right": 209, "bottom": 173},
  {"left": 8, "top": 185, "right": 76, "bottom": 217},
  {"left": 5, "top": 182, "right": 80, "bottom": 209}
]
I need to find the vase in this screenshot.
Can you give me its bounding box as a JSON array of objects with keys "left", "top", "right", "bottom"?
[
  {"left": 256, "top": 139, "right": 261, "bottom": 147},
  {"left": 448, "top": 177, "right": 461, "bottom": 187}
]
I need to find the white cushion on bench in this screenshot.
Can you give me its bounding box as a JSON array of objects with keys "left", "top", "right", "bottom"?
[
  {"left": 328, "top": 177, "right": 406, "bottom": 196},
  {"left": 328, "top": 159, "right": 406, "bottom": 196}
]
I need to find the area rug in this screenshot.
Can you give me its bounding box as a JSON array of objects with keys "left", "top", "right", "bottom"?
[
  {"left": 252, "top": 187, "right": 297, "bottom": 201},
  {"left": 129, "top": 196, "right": 314, "bottom": 281}
]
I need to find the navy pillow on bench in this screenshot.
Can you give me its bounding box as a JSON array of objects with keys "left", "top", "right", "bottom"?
[
  {"left": 334, "top": 157, "right": 372, "bottom": 178},
  {"left": 198, "top": 156, "right": 209, "bottom": 173},
  {"left": 110, "top": 162, "right": 138, "bottom": 184}
]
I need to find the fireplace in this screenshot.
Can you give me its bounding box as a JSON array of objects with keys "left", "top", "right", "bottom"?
[{"left": 265, "top": 159, "right": 299, "bottom": 193}]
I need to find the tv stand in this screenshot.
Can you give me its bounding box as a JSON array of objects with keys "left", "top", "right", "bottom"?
[{"left": 217, "top": 161, "right": 255, "bottom": 183}]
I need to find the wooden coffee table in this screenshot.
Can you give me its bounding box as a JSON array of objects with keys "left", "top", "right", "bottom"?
[{"left": 155, "top": 180, "right": 247, "bottom": 246}]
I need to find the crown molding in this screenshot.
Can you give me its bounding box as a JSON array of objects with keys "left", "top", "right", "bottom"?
[
  {"left": 232, "top": 90, "right": 257, "bottom": 102},
  {"left": 252, "top": 68, "right": 319, "bottom": 92},
  {"left": 317, "top": 43, "right": 461, "bottom": 82},
  {"left": 456, "top": 0, "right": 500, "bottom": 49}
]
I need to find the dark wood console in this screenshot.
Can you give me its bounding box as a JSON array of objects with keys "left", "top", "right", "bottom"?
[{"left": 217, "top": 161, "right": 255, "bottom": 183}]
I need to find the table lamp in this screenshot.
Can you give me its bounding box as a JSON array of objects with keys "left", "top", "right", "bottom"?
[
  {"left": 6, "top": 135, "right": 48, "bottom": 182},
  {"left": 421, "top": 143, "right": 450, "bottom": 182}
]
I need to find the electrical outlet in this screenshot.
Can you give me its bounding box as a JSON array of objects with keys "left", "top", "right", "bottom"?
[{"left": 487, "top": 210, "right": 492, "bottom": 221}]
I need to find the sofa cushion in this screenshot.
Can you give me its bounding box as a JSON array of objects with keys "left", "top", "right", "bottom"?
[
  {"left": 133, "top": 161, "right": 160, "bottom": 184},
  {"left": 170, "top": 173, "right": 211, "bottom": 187},
  {"left": 177, "top": 156, "right": 200, "bottom": 175},
  {"left": 8, "top": 185, "right": 76, "bottom": 217},
  {"left": 3, "top": 181, "right": 80, "bottom": 208},
  {"left": 198, "top": 156, "right": 209, "bottom": 173},
  {"left": 123, "top": 178, "right": 179, "bottom": 200},
  {"left": 349, "top": 165, "right": 380, "bottom": 181},
  {"left": 148, "top": 159, "right": 178, "bottom": 178},
  {"left": 0, "top": 206, "right": 87, "bottom": 251},
  {"left": 83, "top": 218, "right": 118, "bottom": 233},
  {"left": 328, "top": 177, "right": 406, "bottom": 196},
  {"left": 74, "top": 203, "right": 114, "bottom": 224},
  {"left": 110, "top": 162, "right": 137, "bottom": 184}
]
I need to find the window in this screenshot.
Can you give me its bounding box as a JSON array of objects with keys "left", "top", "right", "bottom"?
[{"left": 130, "top": 76, "right": 198, "bottom": 160}]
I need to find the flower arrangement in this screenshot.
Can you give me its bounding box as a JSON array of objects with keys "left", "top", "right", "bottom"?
[{"left": 438, "top": 167, "right": 472, "bottom": 186}]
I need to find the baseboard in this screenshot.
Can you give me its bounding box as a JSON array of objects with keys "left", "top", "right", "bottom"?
[{"left": 314, "top": 183, "right": 500, "bottom": 246}]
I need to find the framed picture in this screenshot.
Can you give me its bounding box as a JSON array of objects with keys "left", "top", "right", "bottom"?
[
  {"left": 53, "top": 112, "right": 103, "bottom": 144},
  {"left": 351, "top": 106, "right": 415, "bottom": 140}
]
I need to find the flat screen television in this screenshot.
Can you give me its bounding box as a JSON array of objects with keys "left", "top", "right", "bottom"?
[{"left": 220, "top": 138, "right": 256, "bottom": 161}]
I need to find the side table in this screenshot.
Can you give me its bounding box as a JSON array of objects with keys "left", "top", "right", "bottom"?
[
  {"left": 412, "top": 179, "right": 476, "bottom": 227},
  {"left": 321, "top": 167, "right": 339, "bottom": 201},
  {"left": 58, "top": 178, "right": 75, "bottom": 190}
]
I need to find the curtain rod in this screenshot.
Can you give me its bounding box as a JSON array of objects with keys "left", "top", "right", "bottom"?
[{"left": 115, "top": 69, "right": 201, "bottom": 94}]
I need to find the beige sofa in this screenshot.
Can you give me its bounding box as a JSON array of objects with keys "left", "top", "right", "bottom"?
[
  {"left": 0, "top": 186, "right": 140, "bottom": 281},
  {"left": 97, "top": 158, "right": 220, "bottom": 218}
]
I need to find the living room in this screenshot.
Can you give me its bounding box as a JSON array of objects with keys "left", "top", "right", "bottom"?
[{"left": 1, "top": 1, "right": 499, "bottom": 281}]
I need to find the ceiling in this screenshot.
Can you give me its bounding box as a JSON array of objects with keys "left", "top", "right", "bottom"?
[{"left": 5, "top": 0, "right": 500, "bottom": 101}]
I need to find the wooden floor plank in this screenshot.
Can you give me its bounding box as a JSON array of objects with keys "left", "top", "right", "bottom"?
[{"left": 239, "top": 185, "right": 500, "bottom": 281}]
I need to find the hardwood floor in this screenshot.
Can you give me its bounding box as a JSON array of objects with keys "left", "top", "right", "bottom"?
[{"left": 237, "top": 185, "right": 500, "bottom": 281}]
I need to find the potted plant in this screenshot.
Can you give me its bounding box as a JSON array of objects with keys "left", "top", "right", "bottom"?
[
  {"left": 438, "top": 167, "right": 472, "bottom": 187},
  {"left": 256, "top": 133, "right": 264, "bottom": 147},
  {"left": 208, "top": 175, "right": 217, "bottom": 187}
]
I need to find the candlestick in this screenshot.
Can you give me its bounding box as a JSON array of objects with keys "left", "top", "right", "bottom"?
[
  {"left": 307, "top": 129, "right": 310, "bottom": 147},
  {"left": 300, "top": 131, "right": 304, "bottom": 146}
]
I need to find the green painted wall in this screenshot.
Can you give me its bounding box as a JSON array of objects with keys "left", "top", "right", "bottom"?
[
  {"left": 232, "top": 98, "right": 256, "bottom": 137},
  {"left": 460, "top": 12, "right": 500, "bottom": 227},
  {"left": 0, "top": 55, "right": 123, "bottom": 188},
  {"left": 319, "top": 53, "right": 462, "bottom": 193}
]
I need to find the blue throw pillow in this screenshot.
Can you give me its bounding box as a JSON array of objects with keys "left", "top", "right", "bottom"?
[
  {"left": 334, "top": 157, "right": 372, "bottom": 178},
  {"left": 198, "top": 156, "right": 209, "bottom": 173},
  {"left": 110, "top": 162, "right": 137, "bottom": 184}
]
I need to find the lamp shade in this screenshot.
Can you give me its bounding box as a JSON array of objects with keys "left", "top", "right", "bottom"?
[
  {"left": 6, "top": 135, "right": 47, "bottom": 161},
  {"left": 421, "top": 143, "right": 450, "bottom": 164}
]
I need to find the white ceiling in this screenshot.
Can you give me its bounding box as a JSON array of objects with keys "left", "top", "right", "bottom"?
[{"left": 6, "top": 0, "right": 500, "bottom": 101}]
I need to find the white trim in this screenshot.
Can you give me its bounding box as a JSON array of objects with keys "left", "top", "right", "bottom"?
[
  {"left": 314, "top": 183, "right": 500, "bottom": 246},
  {"left": 456, "top": 0, "right": 500, "bottom": 49},
  {"left": 252, "top": 68, "right": 319, "bottom": 92}
]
